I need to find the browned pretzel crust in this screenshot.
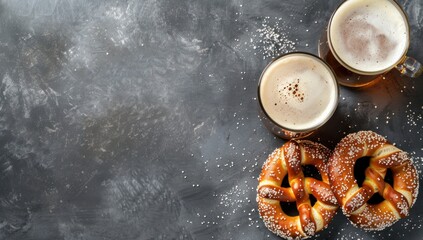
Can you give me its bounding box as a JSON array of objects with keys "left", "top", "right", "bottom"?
[
  {"left": 257, "top": 140, "right": 338, "bottom": 239},
  {"left": 328, "top": 131, "right": 419, "bottom": 230}
]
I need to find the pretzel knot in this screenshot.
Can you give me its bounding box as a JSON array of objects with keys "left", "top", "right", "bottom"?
[
  {"left": 257, "top": 140, "right": 338, "bottom": 239},
  {"left": 328, "top": 131, "right": 419, "bottom": 231}
]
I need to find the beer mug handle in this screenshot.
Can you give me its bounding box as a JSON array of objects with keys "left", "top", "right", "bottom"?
[{"left": 395, "top": 56, "right": 423, "bottom": 78}]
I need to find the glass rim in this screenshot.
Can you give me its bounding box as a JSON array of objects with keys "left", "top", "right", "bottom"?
[
  {"left": 257, "top": 52, "right": 339, "bottom": 133},
  {"left": 327, "top": 0, "right": 411, "bottom": 75}
]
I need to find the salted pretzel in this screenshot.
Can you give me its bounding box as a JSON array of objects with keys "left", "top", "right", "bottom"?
[
  {"left": 328, "top": 131, "right": 419, "bottom": 230},
  {"left": 257, "top": 140, "right": 338, "bottom": 239}
]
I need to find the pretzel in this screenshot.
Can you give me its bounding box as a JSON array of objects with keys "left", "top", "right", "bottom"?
[
  {"left": 328, "top": 131, "right": 419, "bottom": 230},
  {"left": 257, "top": 140, "right": 338, "bottom": 239}
]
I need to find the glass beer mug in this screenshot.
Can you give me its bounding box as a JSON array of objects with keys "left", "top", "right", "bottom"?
[{"left": 319, "top": 0, "right": 422, "bottom": 87}]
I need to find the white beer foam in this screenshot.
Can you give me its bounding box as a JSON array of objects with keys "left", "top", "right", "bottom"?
[
  {"left": 330, "top": 0, "right": 408, "bottom": 73},
  {"left": 260, "top": 54, "right": 338, "bottom": 131}
]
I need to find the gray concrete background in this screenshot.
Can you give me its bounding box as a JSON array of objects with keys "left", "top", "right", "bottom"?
[{"left": 0, "top": 0, "right": 422, "bottom": 239}]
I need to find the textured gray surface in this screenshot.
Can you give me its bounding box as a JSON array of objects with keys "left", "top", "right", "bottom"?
[{"left": 0, "top": 0, "right": 422, "bottom": 239}]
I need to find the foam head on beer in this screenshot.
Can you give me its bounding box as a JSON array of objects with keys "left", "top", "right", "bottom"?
[
  {"left": 329, "top": 0, "right": 409, "bottom": 73},
  {"left": 259, "top": 53, "right": 338, "bottom": 131}
]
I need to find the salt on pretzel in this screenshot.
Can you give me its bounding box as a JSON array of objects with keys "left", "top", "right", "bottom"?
[
  {"left": 257, "top": 140, "right": 338, "bottom": 239},
  {"left": 328, "top": 131, "right": 419, "bottom": 230}
]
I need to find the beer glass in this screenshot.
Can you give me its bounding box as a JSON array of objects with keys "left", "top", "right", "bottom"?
[
  {"left": 257, "top": 52, "right": 339, "bottom": 139},
  {"left": 319, "top": 0, "right": 422, "bottom": 87}
]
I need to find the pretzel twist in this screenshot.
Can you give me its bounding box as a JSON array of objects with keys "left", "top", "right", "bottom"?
[
  {"left": 257, "top": 140, "right": 338, "bottom": 239},
  {"left": 328, "top": 131, "right": 419, "bottom": 230}
]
